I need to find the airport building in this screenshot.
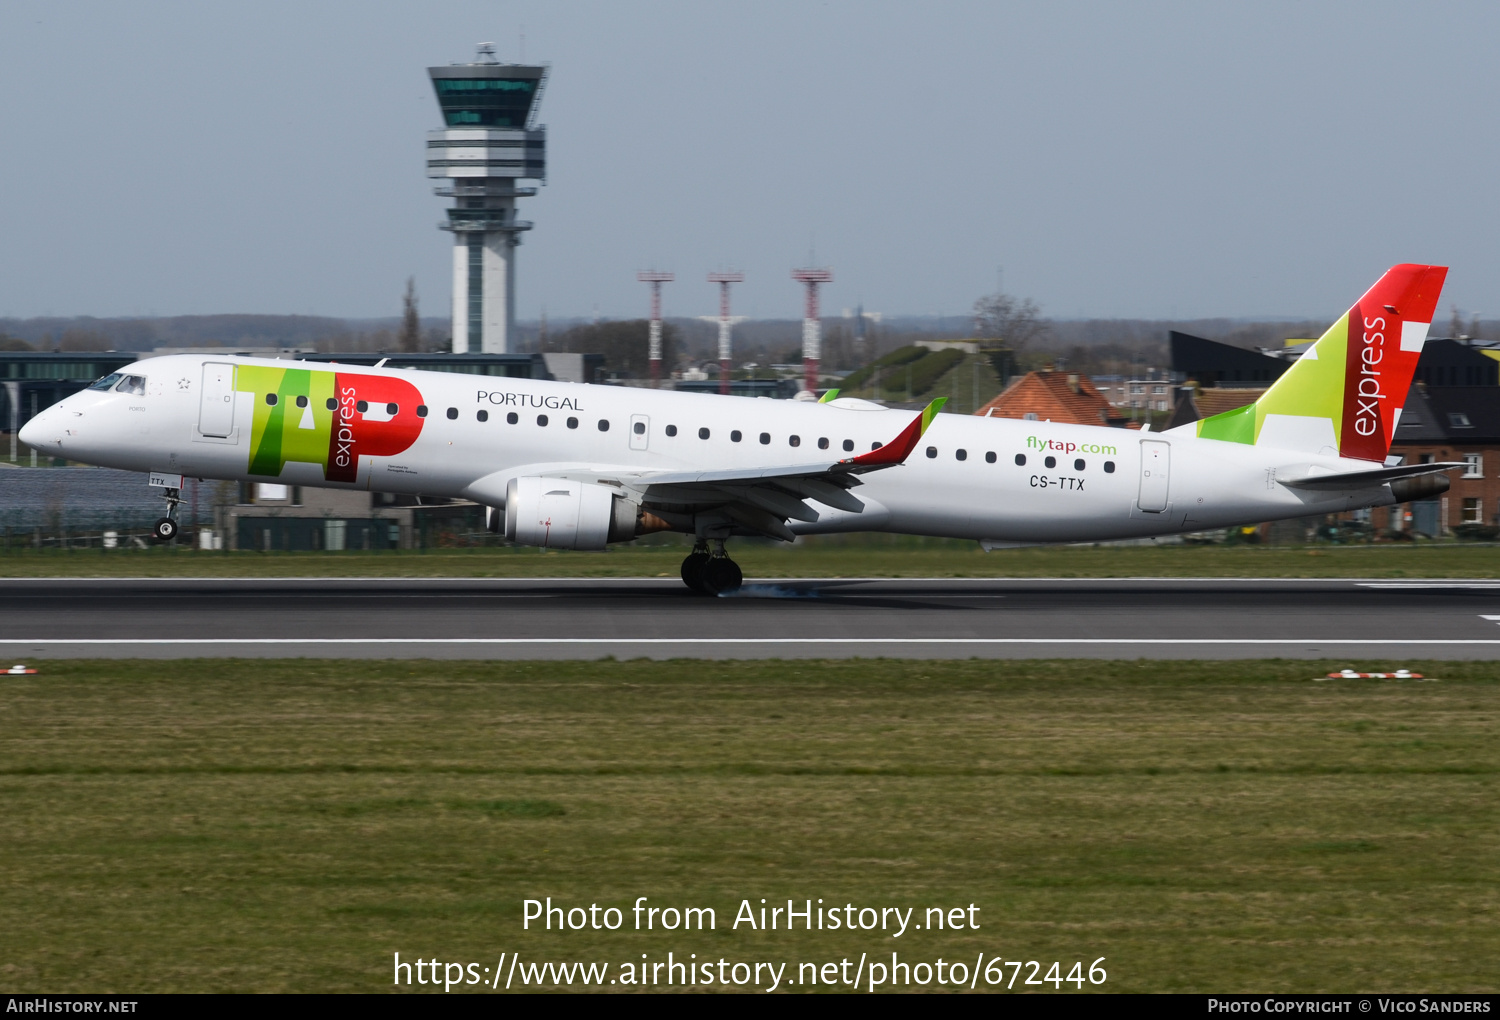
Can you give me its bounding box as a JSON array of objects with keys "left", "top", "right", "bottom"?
[{"left": 427, "top": 46, "right": 548, "bottom": 355}]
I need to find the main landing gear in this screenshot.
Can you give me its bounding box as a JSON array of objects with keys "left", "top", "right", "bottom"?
[
  {"left": 151, "top": 487, "right": 182, "bottom": 544},
  {"left": 680, "top": 539, "right": 743, "bottom": 595}
]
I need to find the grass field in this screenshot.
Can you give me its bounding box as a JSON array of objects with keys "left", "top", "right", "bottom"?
[
  {"left": 2, "top": 537, "right": 1499, "bottom": 578},
  {"left": 1, "top": 658, "right": 1495, "bottom": 993}
]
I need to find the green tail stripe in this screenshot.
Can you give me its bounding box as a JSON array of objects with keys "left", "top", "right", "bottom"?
[
  {"left": 920, "top": 397, "right": 947, "bottom": 434},
  {"left": 1196, "top": 401, "right": 1256, "bottom": 445},
  {"left": 818, "top": 388, "right": 840, "bottom": 403}
]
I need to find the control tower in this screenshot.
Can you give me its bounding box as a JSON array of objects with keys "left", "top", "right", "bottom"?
[{"left": 427, "top": 44, "right": 548, "bottom": 354}]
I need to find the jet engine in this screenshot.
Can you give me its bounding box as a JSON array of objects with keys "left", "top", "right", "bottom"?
[
  {"left": 504, "top": 476, "right": 637, "bottom": 550},
  {"left": 1388, "top": 472, "right": 1451, "bottom": 504}
]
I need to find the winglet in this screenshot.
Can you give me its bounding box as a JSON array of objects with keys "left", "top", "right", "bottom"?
[
  {"left": 842, "top": 397, "right": 947, "bottom": 469},
  {"left": 817, "top": 388, "right": 840, "bottom": 403}
]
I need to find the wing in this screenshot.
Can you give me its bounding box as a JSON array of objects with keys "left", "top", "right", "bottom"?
[{"left": 635, "top": 398, "right": 946, "bottom": 540}]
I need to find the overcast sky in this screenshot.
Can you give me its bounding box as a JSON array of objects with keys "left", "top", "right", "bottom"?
[{"left": 2, "top": 1, "right": 1497, "bottom": 323}]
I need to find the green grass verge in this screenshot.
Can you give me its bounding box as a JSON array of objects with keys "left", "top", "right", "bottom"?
[
  {"left": 1, "top": 658, "right": 1496, "bottom": 992},
  {"left": 1, "top": 537, "right": 1498, "bottom": 578}
]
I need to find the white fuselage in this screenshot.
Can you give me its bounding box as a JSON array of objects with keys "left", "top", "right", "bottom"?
[{"left": 20, "top": 354, "right": 1393, "bottom": 543}]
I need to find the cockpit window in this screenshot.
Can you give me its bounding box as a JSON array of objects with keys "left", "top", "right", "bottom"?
[
  {"left": 88, "top": 373, "right": 124, "bottom": 391},
  {"left": 115, "top": 375, "right": 146, "bottom": 396}
]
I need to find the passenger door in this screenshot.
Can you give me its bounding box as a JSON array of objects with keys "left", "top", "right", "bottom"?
[
  {"left": 198, "top": 362, "right": 237, "bottom": 438},
  {"left": 1138, "top": 439, "right": 1170, "bottom": 512}
]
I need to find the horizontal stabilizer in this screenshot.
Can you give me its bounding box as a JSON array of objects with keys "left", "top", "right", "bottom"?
[{"left": 1281, "top": 461, "right": 1464, "bottom": 490}]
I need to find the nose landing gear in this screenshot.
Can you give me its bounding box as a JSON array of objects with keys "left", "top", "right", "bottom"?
[
  {"left": 680, "top": 539, "right": 743, "bottom": 595},
  {"left": 151, "top": 486, "right": 182, "bottom": 544}
]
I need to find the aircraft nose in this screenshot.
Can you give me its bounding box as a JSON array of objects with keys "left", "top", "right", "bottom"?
[{"left": 18, "top": 411, "right": 56, "bottom": 449}]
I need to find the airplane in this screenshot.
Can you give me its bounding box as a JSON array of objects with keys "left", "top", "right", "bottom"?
[{"left": 19, "top": 264, "right": 1459, "bottom": 594}]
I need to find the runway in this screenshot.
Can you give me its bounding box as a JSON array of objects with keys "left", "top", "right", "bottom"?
[{"left": 3, "top": 577, "right": 1500, "bottom": 659}]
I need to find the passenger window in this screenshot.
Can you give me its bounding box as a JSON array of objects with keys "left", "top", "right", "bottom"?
[
  {"left": 356, "top": 400, "right": 368, "bottom": 413},
  {"left": 1044, "top": 456, "right": 1056, "bottom": 468},
  {"left": 266, "top": 393, "right": 279, "bottom": 406},
  {"left": 1014, "top": 454, "right": 1026, "bottom": 466},
  {"left": 633, "top": 421, "right": 646, "bottom": 435},
  {"left": 1104, "top": 461, "right": 1116, "bottom": 473},
  {"left": 985, "top": 451, "right": 997, "bottom": 463},
  {"left": 1074, "top": 458, "right": 1085, "bottom": 471},
  {"left": 817, "top": 437, "right": 829, "bottom": 450},
  {"left": 842, "top": 439, "right": 854, "bottom": 452},
  {"left": 789, "top": 435, "right": 801, "bottom": 447},
  {"left": 416, "top": 404, "right": 428, "bottom": 417},
  {"left": 872, "top": 441, "right": 883, "bottom": 450},
  {"left": 956, "top": 449, "right": 967, "bottom": 461},
  {"left": 698, "top": 427, "right": 710, "bottom": 439},
  {"left": 387, "top": 402, "right": 398, "bottom": 415},
  {"left": 731, "top": 430, "right": 742, "bottom": 443},
  {"left": 665, "top": 425, "right": 678, "bottom": 437},
  {"left": 331, "top": 398, "right": 342, "bottom": 411},
  {"left": 759, "top": 433, "right": 771, "bottom": 445},
  {"left": 925, "top": 446, "right": 937, "bottom": 459},
  {"left": 295, "top": 395, "right": 308, "bottom": 408},
  {"left": 88, "top": 373, "right": 123, "bottom": 391},
  {"left": 598, "top": 419, "right": 610, "bottom": 432},
  {"left": 477, "top": 410, "right": 488, "bottom": 422},
  {"left": 537, "top": 414, "right": 548, "bottom": 427},
  {"left": 446, "top": 407, "right": 458, "bottom": 420},
  {"left": 507, "top": 412, "right": 518, "bottom": 425},
  {"left": 568, "top": 417, "right": 579, "bottom": 429}
]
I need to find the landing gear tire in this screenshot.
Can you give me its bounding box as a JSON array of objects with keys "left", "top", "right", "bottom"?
[
  {"left": 701, "top": 557, "right": 743, "bottom": 595},
  {"left": 681, "top": 547, "right": 711, "bottom": 593},
  {"left": 151, "top": 517, "right": 178, "bottom": 543}
]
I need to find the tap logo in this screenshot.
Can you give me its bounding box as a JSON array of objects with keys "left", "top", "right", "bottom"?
[{"left": 239, "top": 365, "right": 425, "bottom": 484}]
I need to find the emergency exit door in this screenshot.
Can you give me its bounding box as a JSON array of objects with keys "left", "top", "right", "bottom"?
[
  {"left": 1138, "top": 439, "right": 1171, "bottom": 512},
  {"left": 629, "top": 414, "right": 650, "bottom": 452},
  {"left": 199, "top": 362, "right": 236, "bottom": 438}
]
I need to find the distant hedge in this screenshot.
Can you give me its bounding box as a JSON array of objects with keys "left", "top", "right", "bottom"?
[
  {"left": 846, "top": 342, "right": 972, "bottom": 393},
  {"left": 844, "top": 347, "right": 966, "bottom": 398},
  {"left": 839, "top": 345, "right": 931, "bottom": 390}
]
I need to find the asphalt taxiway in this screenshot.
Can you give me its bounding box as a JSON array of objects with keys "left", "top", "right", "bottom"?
[{"left": 2, "top": 576, "right": 1499, "bottom": 659}]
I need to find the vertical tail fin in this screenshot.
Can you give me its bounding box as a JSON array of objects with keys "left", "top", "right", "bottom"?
[{"left": 1194, "top": 264, "right": 1447, "bottom": 461}]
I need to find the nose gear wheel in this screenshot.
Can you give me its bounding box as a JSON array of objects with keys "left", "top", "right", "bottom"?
[{"left": 151, "top": 486, "right": 183, "bottom": 544}]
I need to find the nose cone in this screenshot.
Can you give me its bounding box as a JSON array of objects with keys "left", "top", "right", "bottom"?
[{"left": 18, "top": 411, "right": 57, "bottom": 449}]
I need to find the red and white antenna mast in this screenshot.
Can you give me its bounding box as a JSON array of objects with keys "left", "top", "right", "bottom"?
[
  {"left": 707, "top": 271, "right": 744, "bottom": 395},
  {"left": 637, "top": 270, "right": 674, "bottom": 387},
  {"left": 791, "top": 266, "right": 833, "bottom": 395}
]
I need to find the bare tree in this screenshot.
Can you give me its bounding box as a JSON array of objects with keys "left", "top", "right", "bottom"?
[
  {"left": 1450, "top": 304, "right": 1466, "bottom": 339},
  {"left": 973, "top": 291, "right": 1050, "bottom": 388},
  {"left": 552, "top": 320, "right": 679, "bottom": 378},
  {"left": 399, "top": 277, "right": 421, "bottom": 353},
  {"left": 972, "top": 291, "right": 1051, "bottom": 349}
]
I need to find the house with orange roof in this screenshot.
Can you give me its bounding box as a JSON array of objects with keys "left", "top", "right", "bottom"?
[{"left": 975, "top": 370, "right": 1138, "bottom": 428}]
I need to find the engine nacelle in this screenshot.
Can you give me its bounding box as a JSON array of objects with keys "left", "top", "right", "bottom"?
[
  {"left": 1389, "top": 472, "right": 1451, "bottom": 504},
  {"left": 504, "top": 477, "right": 635, "bottom": 550}
]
